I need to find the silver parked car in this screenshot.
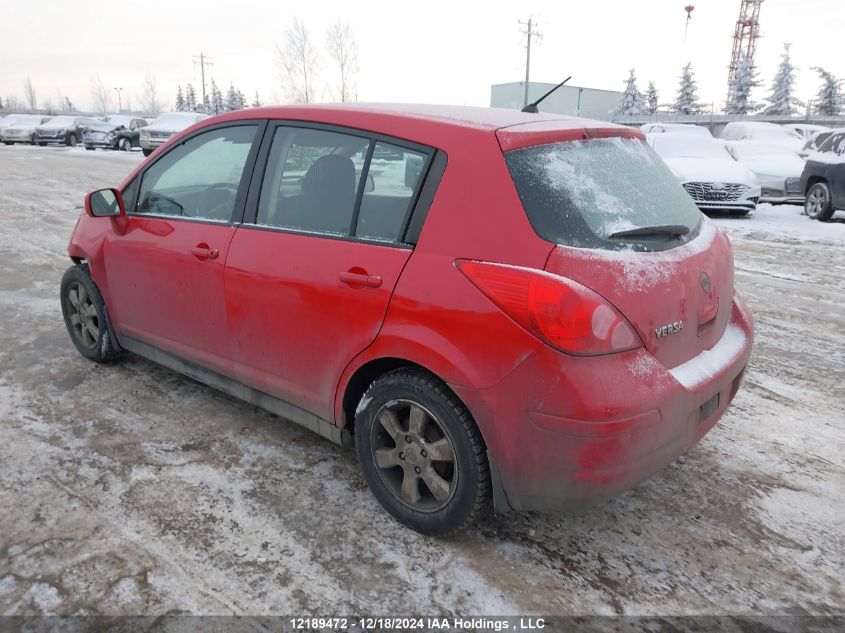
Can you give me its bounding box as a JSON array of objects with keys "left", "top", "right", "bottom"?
[
  {"left": 0, "top": 114, "right": 51, "bottom": 145},
  {"left": 139, "top": 112, "right": 208, "bottom": 156}
]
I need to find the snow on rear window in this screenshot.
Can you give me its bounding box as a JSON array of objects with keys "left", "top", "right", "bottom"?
[{"left": 505, "top": 137, "right": 702, "bottom": 250}]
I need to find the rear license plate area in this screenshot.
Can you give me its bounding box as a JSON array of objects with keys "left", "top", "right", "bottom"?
[{"left": 699, "top": 393, "right": 720, "bottom": 422}]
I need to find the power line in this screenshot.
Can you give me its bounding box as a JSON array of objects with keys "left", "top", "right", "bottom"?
[
  {"left": 192, "top": 53, "right": 214, "bottom": 108},
  {"left": 518, "top": 17, "right": 542, "bottom": 108}
]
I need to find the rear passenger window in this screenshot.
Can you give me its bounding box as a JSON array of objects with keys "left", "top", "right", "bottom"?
[
  {"left": 257, "top": 127, "right": 368, "bottom": 235},
  {"left": 136, "top": 125, "right": 257, "bottom": 221},
  {"left": 356, "top": 143, "right": 427, "bottom": 242}
]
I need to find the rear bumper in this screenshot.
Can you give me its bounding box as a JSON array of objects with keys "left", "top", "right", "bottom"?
[{"left": 453, "top": 293, "right": 754, "bottom": 512}]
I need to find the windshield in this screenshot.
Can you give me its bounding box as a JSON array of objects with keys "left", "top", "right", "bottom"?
[
  {"left": 751, "top": 127, "right": 802, "bottom": 142},
  {"left": 728, "top": 142, "right": 796, "bottom": 160},
  {"left": 152, "top": 113, "right": 202, "bottom": 127},
  {"left": 651, "top": 136, "right": 731, "bottom": 160},
  {"left": 1, "top": 115, "right": 42, "bottom": 125},
  {"left": 42, "top": 115, "right": 77, "bottom": 127},
  {"left": 505, "top": 137, "right": 702, "bottom": 250}
]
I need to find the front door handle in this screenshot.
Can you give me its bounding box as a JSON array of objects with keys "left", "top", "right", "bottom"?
[
  {"left": 339, "top": 270, "right": 382, "bottom": 288},
  {"left": 191, "top": 244, "right": 219, "bottom": 260}
]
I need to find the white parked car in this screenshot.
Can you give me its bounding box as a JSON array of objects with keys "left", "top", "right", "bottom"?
[
  {"left": 719, "top": 121, "right": 805, "bottom": 154},
  {"left": 0, "top": 114, "right": 51, "bottom": 145},
  {"left": 724, "top": 140, "right": 806, "bottom": 205},
  {"left": 139, "top": 112, "right": 208, "bottom": 156},
  {"left": 640, "top": 122, "right": 712, "bottom": 137},
  {"left": 647, "top": 133, "right": 760, "bottom": 216}
]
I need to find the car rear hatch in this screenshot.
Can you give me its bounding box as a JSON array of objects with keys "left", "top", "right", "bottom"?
[{"left": 498, "top": 122, "right": 734, "bottom": 370}]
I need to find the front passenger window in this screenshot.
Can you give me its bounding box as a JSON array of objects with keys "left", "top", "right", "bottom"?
[{"left": 136, "top": 125, "right": 257, "bottom": 221}]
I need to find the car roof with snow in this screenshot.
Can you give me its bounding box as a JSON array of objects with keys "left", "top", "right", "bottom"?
[{"left": 183, "top": 104, "right": 641, "bottom": 153}]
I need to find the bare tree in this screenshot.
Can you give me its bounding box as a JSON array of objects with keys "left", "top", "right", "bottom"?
[
  {"left": 274, "top": 17, "right": 320, "bottom": 103},
  {"left": 325, "top": 19, "right": 359, "bottom": 102},
  {"left": 23, "top": 76, "right": 37, "bottom": 110},
  {"left": 139, "top": 73, "right": 164, "bottom": 116},
  {"left": 90, "top": 75, "right": 112, "bottom": 114}
]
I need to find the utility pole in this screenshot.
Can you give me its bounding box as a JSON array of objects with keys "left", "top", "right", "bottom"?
[
  {"left": 192, "top": 52, "right": 214, "bottom": 109},
  {"left": 113, "top": 87, "right": 123, "bottom": 112},
  {"left": 519, "top": 18, "right": 541, "bottom": 107}
]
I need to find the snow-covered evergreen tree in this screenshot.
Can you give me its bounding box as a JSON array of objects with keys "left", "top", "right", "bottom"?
[
  {"left": 615, "top": 69, "right": 646, "bottom": 116},
  {"left": 0, "top": 96, "right": 4, "bottom": 111},
  {"left": 725, "top": 56, "right": 760, "bottom": 115},
  {"left": 672, "top": 62, "right": 702, "bottom": 115},
  {"left": 237, "top": 90, "right": 246, "bottom": 109},
  {"left": 764, "top": 45, "right": 802, "bottom": 115},
  {"left": 185, "top": 84, "right": 197, "bottom": 112},
  {"left": 251, "top": 91, "right": 261, "bottom": 108},
  {"left": 175, "top": 85, "right": 185, "bottom": 112},
  {"left": 813, "top": 67, "right": 842, "bottom": 116},
  {"left": 225, "top": 83, "right": 240, "bottom": 111},
  {"left": 646, "top": 82, "right": 659, "bottom": 114},
  {"left": 209, "top": 79, "right": 224, "bottom": 115}
]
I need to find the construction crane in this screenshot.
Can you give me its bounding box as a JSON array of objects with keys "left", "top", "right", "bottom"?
[
  {"left": 727, "top": 0, "right": 764, "bottom": 99},
  {"left": 684, "top": 5, "right": 695, "bottom": 43}
]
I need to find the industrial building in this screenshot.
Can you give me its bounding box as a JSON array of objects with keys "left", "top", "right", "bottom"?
[{"left": 490, "top": 81, "right": 622, "bottom": 122}]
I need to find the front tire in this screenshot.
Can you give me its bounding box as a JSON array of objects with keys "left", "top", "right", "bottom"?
[
  {"left": 355, "top": 368, "right": 490, "bottom": 535},
  {"left": 67, "top": 133, "right": 77, "bottom": 147},
  {"left": 805, "top": 182, "right": 834, "bottom": 221},
  {"left": 142, "top": 148, "right": 153, "bottom": 157},
  {"left": 85, "top": 146, "right": 95, "bottom": 151},
  {"left": 60, "top": 265, "right": 120, "bottom": 363},
  {"left": 120, "top": 138, "right": 132, "bottom": 152}
]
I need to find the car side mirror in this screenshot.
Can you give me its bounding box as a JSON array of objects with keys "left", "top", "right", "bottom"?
[
  {"left": 86, "top": 188, "right": 125, "bottom": 218},
  {"left": 365, "top": 174, "right": 375, "bottom": 193}
]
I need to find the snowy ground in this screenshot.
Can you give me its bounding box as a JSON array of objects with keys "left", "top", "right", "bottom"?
[{"left": 0, "top": 145, "right": 843, "bottom": 617}]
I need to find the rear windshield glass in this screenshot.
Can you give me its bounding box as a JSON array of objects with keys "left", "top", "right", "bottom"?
[{"left": 505, "top": 137, "right": 702, "bottom": 250}]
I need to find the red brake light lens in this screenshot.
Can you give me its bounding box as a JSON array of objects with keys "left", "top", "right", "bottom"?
[{"left": 457, "top": 260, "right": 642, "bottom": 356}]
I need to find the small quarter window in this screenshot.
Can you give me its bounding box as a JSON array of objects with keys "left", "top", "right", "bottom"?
[{"left": 355, "top": 142, "right": 427, "bottom": 242}]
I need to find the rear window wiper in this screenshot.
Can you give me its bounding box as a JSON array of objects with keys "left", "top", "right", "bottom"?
[{"left": 608, "top": 225, "right": 690, "bottom": 240}]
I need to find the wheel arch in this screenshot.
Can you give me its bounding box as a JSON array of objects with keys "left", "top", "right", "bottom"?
[{"left": 805, "top": 175, "right": 828, "bottom": 194}]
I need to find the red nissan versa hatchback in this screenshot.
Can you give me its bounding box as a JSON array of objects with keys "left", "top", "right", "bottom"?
[{"left": 61, "top": 105, "right": 753, "bottom": 535}]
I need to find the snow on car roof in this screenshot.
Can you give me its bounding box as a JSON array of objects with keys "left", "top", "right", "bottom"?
[
  {"left": 648, "top": 134, "right": 730, "bottom": 159},
  {"left": 247, "top": 103, "right": 591, "bottom": 131}
]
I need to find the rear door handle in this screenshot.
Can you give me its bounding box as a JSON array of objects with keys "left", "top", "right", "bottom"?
[
  {"left": 191, "top": 244, "right": 219, "bottom": 260},
  {"left": 339, "top": 271, "right": 382, "bottom": 288}
]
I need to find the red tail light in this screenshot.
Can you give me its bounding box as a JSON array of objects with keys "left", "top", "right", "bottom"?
[{"left": 457, "top": 260, "right": 642, "bottom": 356}]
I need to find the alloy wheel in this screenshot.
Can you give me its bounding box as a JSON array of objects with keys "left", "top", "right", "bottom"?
[
  {"left": 371, "top": 400, "right": 457, "bottom": 512},
  {"left": 66, "top": 282, "right": 100, "bottom": 349},
  {"left": 806, "top": 185, "right": 829, "bottom": 217}
]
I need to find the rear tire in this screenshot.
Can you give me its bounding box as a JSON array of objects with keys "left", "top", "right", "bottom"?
[
  {"left": 354, "top": 368, "right": 490, "bottom": 535},
  {"left": 805, "top": 182, "right": 834, "bottom": 221},
  {"left": 120, "top": 138, "right": 132, "bottom": 152},
  {"left": 85, "top": 146, "right": 95, "bottom": 151},
  {"left": 67, "top": 133, "right": 77, "bottom": 147},
  {"left": 60, "top": 265, "right": 120, "bottom": 363}
]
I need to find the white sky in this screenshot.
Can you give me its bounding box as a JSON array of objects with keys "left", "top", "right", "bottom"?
[{"left": 0, "top": 0, "right": 841, "bottom": 114}]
